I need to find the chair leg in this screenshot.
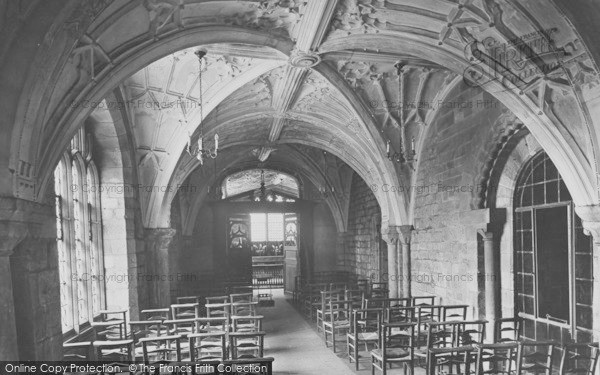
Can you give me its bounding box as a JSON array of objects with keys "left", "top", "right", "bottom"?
[
  {"left": 355, "top": 339, "right": 359, "bottom": 370},
  {"left": 332, "top": 330, "right": 336, "bottom": 353}
]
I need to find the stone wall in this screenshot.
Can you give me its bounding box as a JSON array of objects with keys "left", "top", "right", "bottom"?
[
  {"left": 339, "top": 173, "right": 383, "bottom": 280},
  {"left": 312, "top": 203, "right": 338, "bottom": 272},
  {"left": 411, "top": 82, "right": 508, "bottom": 318}
]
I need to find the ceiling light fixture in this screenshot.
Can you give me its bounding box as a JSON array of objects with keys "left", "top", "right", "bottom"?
[{"left": 186, "top": 48, "right": 218, "bottom": 165}]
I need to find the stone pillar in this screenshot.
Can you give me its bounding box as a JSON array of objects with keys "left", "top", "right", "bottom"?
[
  {"left": 575, "top": 205, "right": 600, "bottom": 342},
  {"left": 478, "top": 229, "right": 497, "bottom": 342},
  {"left": 399, "top": 225, "right": 413, "bottom": 298},
  {"left": 1, "top": 198, "right": 62, "bottom": 360},
  {"left": 0, "top": 237, "right": 24, "bottom": 360},
  {"left": 382, "top": 226, "right": 401, "bottom": 298},
  {"left": 145, "top": 228, "right": 177, "bottom": 307}
]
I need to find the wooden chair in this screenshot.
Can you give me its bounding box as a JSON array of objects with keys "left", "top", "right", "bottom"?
[
  {"left": 139, "top": 335, "right": 182, "bottom": 363},
  {"left": 559, "top": 342, "right": 599, "bottom": 375},
  {"left": 371, "top": 322, "right": 416, "bottom": 375},
  {"left": 231, "top": 315, "right": 264, "bottom": 333},
  {"left": 91, "top": 309, "right": 128, "bottom": 340},
  {"left": 317, "top": 290, "right": 343, "bottom": 334},
  {"left": 140, "top": 308, "right": 170, "bottom": 321},
  {"left": 323, "top": 299, "right": 352, "bottom": 353},
  {"left": 427, "top": 345, "right": 475, "bottom": 375},
  {"left": 187, "top": 331, "right": 227, "bottom": 361},
  {"left": 475, "top": 342, "right": 519, "bottom": 375},
  {"left": 229, "top": 331, "right": 265, "bottom": 360},
  {"left": 171, "top": 303, "right": 200, "bottom": 319},
  {"left": 516, "top": 341, "right": 556, "bottom": 375},
  {"left": 494, "top": 317, "right": 523, "bottom": 343},
  {"left": 347, "top": 308, "right": 382, "bottom": 370}
]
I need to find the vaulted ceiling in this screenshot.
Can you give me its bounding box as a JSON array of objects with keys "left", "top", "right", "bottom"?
[{"left": 2, "top": 0, "right": 600, "bottom": 230}]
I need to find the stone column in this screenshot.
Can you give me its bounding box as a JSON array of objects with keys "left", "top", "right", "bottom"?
[
  {"left": 0, "top": 239, "right": 24, "bottom": 360},
  {"left": 1, "top": 198, "right": 62, "bottom": 360},
  {"left": 478, "top": 229, "right": 497, "bottom": 342},
  {"left": 382, "top": 226, "right": 401, "bottom": 298},
  {"left": 575, "top": 205, "right": 600, "bottom": 342},
  {"left": 399, "top": 225, "right": 413, "bottom": 298},
  {"left": 145, "top": 228, "right": 177, "bottom": 308}
]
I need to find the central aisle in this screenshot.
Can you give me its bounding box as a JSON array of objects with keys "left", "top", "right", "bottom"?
[{"left": 259, "top": 290, "right": 353, "bottom": 375}]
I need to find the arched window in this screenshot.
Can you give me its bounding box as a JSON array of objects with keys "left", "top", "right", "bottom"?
[
  {"left": 514, "top": 151, "right": 593, "bottom": 341},
  {"left": 54, "top": 128, "right": 105, "bottom": 334}
]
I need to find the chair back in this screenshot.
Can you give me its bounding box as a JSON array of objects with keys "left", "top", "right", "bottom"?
[
  {"left": 412, "top": 295, "right": 436, "bottom": 306},
  {"left": 559, "top": 343, "right": 600, "bottom": 375},
  {"left": 129, "top": 320, "right": 164, "bottom": 343},
  {"left": 231, "top": 315, "right": 264, "bottom": 333},
  {"left": 188, "top": 332, "right": 227, "bottom": 361},
  {"left": 475, "top": 342, "right": 519, "bottom": 375},
  {"left": 230, "top": 292, "right": 254, "bottom": 303},
  {"left": 206, "top": 302, "right": 231, "bottom": 320},
  {"left": 171, "top": 303, "right": 200, "bottom": 319},
  {"left": 140, "top": 335, "right": 182, "bottom": 362},
  {"left": 422, "top": 321, "right": 462, "bottom": 350},
  {"left": 456, "top": 320, "right": 487, "bottom": 346},
  {"left": 381, "top": 322, "right": 416, "bottom": 363},
  {"left": 177, "top": 296, "right": 200, "bottom": 304},
  {"left": 494, "top": 317, "right": 523, "bottom": 343},
  {"left": 386, "top": 306, "right": 417, "bottom": 323},
  {"left": 163, "top": 318, "right": 196, "bottom": 336},
  {"left": 350, "top": 308, "right": 381, "bottom": 336},
  {"left": 443, "top": 305, "right": 469, "bottom": 321},
  {"left": 229, "top": 332, "right": 265, "bottom": 360},
  {"left": 427, "top": 345, "right": 475, "bottom": 375},
  {"left": 141, "top": 308, "right": 170, "bottom": 321},
  {"left": 231, "top": 301, "right": 258, "bottom": 316},
  {"left": 205, "top": 295, "right": 230, "bottom": 304},
  {"left": 516, "top": 341, "right": 556, "bottom": 375}
]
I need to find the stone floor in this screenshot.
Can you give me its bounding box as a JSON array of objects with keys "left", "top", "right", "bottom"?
[{"left": 259, "top": 290, "right": 426, "bottom": 375}]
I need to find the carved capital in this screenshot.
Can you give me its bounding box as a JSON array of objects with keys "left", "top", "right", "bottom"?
[
  {"left": 145, "top": 228, "right": 177, "bottom": 249},
  {"left": 382, "top": 226, "right": 402, "bottom": 246},
  {"left": 575, "top": 205, "right": 600, "bottom": 242},
  {"left": 398, "top": 225, "right": 413, "bottom": 245}
]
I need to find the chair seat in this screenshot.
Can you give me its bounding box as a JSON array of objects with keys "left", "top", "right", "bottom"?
[
  {"left": 371, "top": 348, "right": 410, "bottom": 360},
  {"left": 324, "top": 320, "right": 350, "bottom": 328},
  {"left": 354, "top": 332, "right": 379, "bottom": 341}
]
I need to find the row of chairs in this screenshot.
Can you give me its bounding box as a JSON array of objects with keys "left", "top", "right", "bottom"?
[{"left": 63, "top": 290, "right": 273, "bottom": 369}]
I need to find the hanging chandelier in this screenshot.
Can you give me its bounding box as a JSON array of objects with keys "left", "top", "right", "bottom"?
[
  {"left": 387, "top": 61, "right": 416, "bottom": 165},
  {"left": 186, "top": 48, "right": 219, "bottom": 165}
]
